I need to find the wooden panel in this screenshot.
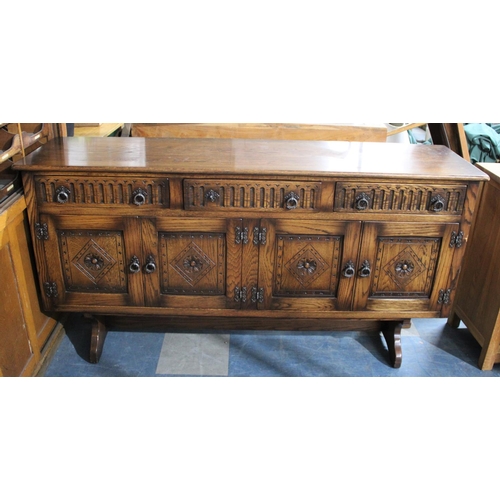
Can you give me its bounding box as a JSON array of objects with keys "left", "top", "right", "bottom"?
[
  {"left": 0, "top": 238, "right": 33, "bottom": 376},
  {"left": 131, "top": 123, "right": 388, "bottom": 142},
  {"left": 370, "top": 237, "right": 441, "bottom": 298},
  {"left": 274, "top": 234, "right": 342, "bottom": 296},
  {"left": 159, "top": 233, "right": 226, "bottom": 295},
  {"left": 57, "top": 229, "right": 128, "bottom": 293}
]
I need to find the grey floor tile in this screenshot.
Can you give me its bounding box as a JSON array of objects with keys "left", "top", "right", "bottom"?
[{"left": 156, "top": 333, "right": 230, "bottom": 376}]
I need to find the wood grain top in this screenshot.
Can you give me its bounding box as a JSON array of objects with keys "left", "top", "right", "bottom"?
[{"left": 13, "top": 137, "right": 489, "bottom": 181}]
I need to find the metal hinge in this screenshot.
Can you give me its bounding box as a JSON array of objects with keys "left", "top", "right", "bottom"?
[
  {"left": 450, "top": 230, "right": 464, "bottom": 248},
  {"left": 438, "top": 288, "right": 451, "bottom": 305},
  {"left": 251, "top": 286, "right": 265, "bottom": 303},
  {"left": 253, "top": 227, "right": 267, "bottom": 245},
  {"left": 35, "top": 222, "right": 49, "bottom": 240},
  {"left": 234, "top": 286, "right": 247, "bottom": 303},
  {"left": 44, "top": 282, "right": 58, "bottom": 298},
  {"left": 235, "top": 227, "right": 249, "bottom": 245}
]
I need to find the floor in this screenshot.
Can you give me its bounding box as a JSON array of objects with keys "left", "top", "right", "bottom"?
[{"left": 41, "top": 314, "right": 500, "bottom": 377}]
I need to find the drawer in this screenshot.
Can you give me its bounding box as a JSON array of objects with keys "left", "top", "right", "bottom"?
[
  {"left": 184, "top": 179, "right": 323, "bottom": 211},
  {"left": 334, "top": 182, "right": 467, "bottom": 215},
  {"left": 34, "top": 176, "right": 170, "bottom": 207}
]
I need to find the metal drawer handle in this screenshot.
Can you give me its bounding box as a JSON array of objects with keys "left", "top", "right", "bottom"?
[
  {"left": 284, "top": 191, "right": 300, "bottom": 210},
  {"left": 129, "top": 256, "right": 141, "bottom": 274},
  {"left": 143, "top": 255, "right": 157, "bottom": 274},
  {"left": 430, "top": 194, "right": 445, "bottom": 212},
  {"left": 355, "top": 192, "right": 371, "bottom": 210},
  {"left": 55, "top": 186, "right": 70, "bottom": 204},
  {"left": 132, "top": 188, "right": 147, "bottom": 206},
  {"left": 359, "top": 260, "right": 371, "bottom": 277},
  {"left": 205, "top": 189, "right": 220, "bottom": 203}
]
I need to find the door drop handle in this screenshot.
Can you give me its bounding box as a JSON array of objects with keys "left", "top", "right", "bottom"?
[
  {"left": 342, "top": 261, "right": 355, "bottom": 278},
  {"left": 143, "top": 255, "right": 157, "bottom": 274},
  {"left": 129, "top": 256, "right": 141, "bottom": 274},
  {"left": 358, "top": 260, "right": 371, "bottom": 278}
]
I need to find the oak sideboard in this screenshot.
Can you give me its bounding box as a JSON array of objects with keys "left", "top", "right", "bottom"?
[{"left": 13, "top": 137, "right": 489, "bottom": 368}]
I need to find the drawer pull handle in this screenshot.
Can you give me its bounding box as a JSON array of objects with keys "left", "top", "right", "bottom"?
[
  {"left": 359, "top": 260, "right": 371, "bottom": 277},
  {"left": 132, "top": 188, "right": 147, "bottom": 206},
  {"left": 355, "top": 192, "right": 371, "bottom": 210},
  {"left": 284, "top": 191, "right": 300, "bottom": 210},
  {"left": 143, "top": 255, "right": 157, "bottom": 274},
  {"left": 430, "top": 194, "right": 445, "bottom": 212},
  {"left": 129, "top": 256, "right": 141, "bottom": 274},
  {"left": 342, "top": 261, "right": 355, "bottom": 278},
  {"left": 55, "top": 186, "right": 70, "bottom": 204},
  {"left": 205, "top": 189, "right": 220, "bottom": 203}
]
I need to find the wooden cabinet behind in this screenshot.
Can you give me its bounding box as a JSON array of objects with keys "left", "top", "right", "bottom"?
[
  {"left": 448, "top": 162, "right": 500, "bottom": 370},
  {"left": 0, "top": 194, "right": 58, "bottom": 376}
]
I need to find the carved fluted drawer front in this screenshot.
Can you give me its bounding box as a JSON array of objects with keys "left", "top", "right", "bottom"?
[
  {"left": 184, "top": 179, "right": 323, "bottom": 211},
  {"left": 334, "top": 182, "right": 467, "bottom": 215},
  {"left": 35, "top": 176, "right": 169, "bottom": 207}
]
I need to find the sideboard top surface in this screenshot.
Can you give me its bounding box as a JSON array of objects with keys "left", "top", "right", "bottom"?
[{"left": 13, "top": 137, "right": 489, "bottom": 181}]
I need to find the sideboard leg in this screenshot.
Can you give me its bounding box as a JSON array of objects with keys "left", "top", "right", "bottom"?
[
  {"left": 381, "top": 321, "right": 404, "bottom": 368},
  {"left": 447, "top": 309, "right": 461, "bottom": 328},
  {"left": 87, "top": 316, "right": 108, "bottom": 364}
]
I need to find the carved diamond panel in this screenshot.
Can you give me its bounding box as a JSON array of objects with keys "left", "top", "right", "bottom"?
[
  {"left": 371, "top": 237, "right": 440, "bottom": 297},
  {"left": 72, "top": 240, "right": 117, "bottom": 283},
  {"left": 58, "top": 230, "right": 126, "bottom": 293},
  {"left": 383, "top": 246, "right": 425, "bottom": 288},
  {"left": 285, "top": 244, "right": 329, "bottom": 286},
  {"left": 159, "top": 233, "right": 226, "bottom": 296},
  {"left": 170, "top": 242, "right": 216, "bottom": 286},
  {"left": 275, "top": 235, "right": 341, "bottom": 297}
]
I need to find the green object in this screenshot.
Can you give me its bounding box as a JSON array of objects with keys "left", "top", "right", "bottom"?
[
  {"left": 407, "top": 129, "right": 432, "bottom": 145},
  {"left": 464, "top": 123, "right": 500, "bottom": 164}
]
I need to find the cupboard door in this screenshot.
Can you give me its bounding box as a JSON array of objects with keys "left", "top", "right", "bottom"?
[
  {"left": 154, "top": 218, "right": 243, "bottom": 309},
  {"left": 353, "top": 222, "right": 459, "bottom": 313},
  {"left": 258, "top": 219, "right": 362, "bottom": 311},
  {"left": 40, "top": 215, "right": 144, "bottom": 308}
]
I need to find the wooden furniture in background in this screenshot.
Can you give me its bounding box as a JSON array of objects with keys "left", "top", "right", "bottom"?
[
  {"left": 14, "top": 138, "right": 487, "bottom": 368},
  {"left": 0, "top": 193, "right": 61, "bottom": 376},
  {"left": 131, "top": 123, "right": 388, "bottom": 142},
  {"left": 0, "top": 123, "right": 65, "bottom": 377},
  {"left": 448, "top": 162, "right": 500, "bottom": 370},
  {"left": 74, "top": 123, "right": 124, "bottom": 138},
  {"left": 427, "top": 123, "right": 470, "bottom": 162}
]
